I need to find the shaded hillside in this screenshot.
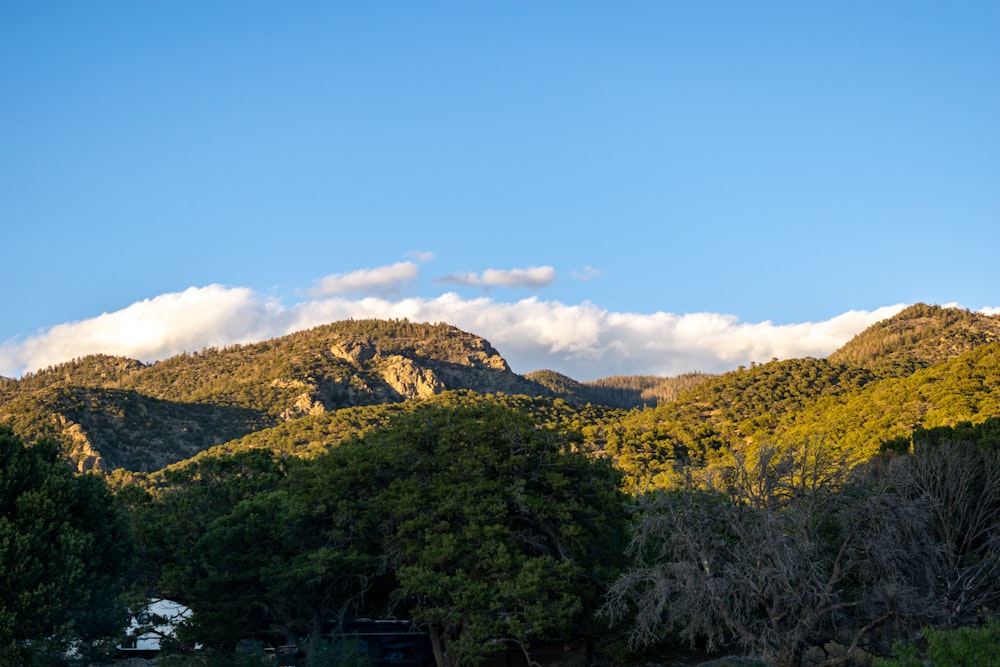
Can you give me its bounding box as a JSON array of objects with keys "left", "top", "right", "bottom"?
[
  {"left": 526, "top": 370, "right": 715, "bottom": 409},
  {"left": 829, "top": 303, "right": 1000, "bottom": 376},
  {"left": 587, "top": 372, "right": 716, "bottom": 406},
  {"left": 0, "top": 320, "right": 554, "bottom": 471},
  {"left": 2, "top": 387, "right": 266, "bottom": 472},
  {"left": 152, "top": 390, "right": 624, "bottom": 477},
  {"left": 523, "top": 370, "right": 591, "bottom": 403}
]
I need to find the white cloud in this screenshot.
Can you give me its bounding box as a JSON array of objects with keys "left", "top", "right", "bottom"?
[
  {"left": 406, "top": 250, "right": 436, "bottom": 263},
  {"left": 0, "top": 286, "right": 289, "bottom": 377},
  {"left": 981, "top": 306, "right": 1000, "bottom": 316},
  {"left": 308, "top": 262, "right": 419, "bottom": 297},
  {"left": 570, "top": 265, "right": 603, "bottom": 281},
  {"left": 437, "top": 266, "right": 556, "bottom": 289},
  {"left": 0, "top": 284, "right": 913, "bottom": 381}
]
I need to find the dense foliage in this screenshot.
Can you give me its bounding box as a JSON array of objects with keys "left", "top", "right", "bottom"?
[
  {"left": 605, "top": 339, "right": 1000, "bottom": 491},
  {"left": 0, "top": 427, "right": 131, "bottom": 665},
  {"left": 126, "top": 402, "right": 628, "bottom": 667},
  {"left": 121, "top": 408, "right": 1000, "bottom": 667},
  {"left": 873, "top": 621, "right": 1000, "bottom": 667}
]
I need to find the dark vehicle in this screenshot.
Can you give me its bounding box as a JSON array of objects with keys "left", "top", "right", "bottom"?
[
  {"left": 259, "top": 619, "right": 434, "bottom": 667},
  {"left": 343, "top": 620, "right": 435, "bottom": 667}
]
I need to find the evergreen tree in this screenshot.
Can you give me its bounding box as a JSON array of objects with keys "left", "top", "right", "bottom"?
[{"left": 0, "top": 427, "right": 132, "bottom": 665}]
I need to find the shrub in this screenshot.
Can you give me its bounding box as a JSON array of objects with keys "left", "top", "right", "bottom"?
[{"left": 874, "top": 621, "right": 1000, "bottom": 667}]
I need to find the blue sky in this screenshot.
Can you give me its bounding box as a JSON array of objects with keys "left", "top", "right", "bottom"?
[{"left": 1, "top": 2, "right": 998, "bottom": 379}]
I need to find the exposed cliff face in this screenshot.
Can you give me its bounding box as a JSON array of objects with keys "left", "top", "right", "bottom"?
[
  {"left": 322, "top": 329, "right": 525, "bottom": 407},
  {"left": 379, "top": 355, "right": 445, "bottom": 399},
  {"left": 58, "top": 417, "right": 106, "bottom": 472},
  {"left": 0, "top": 320, "right": 549, "bottom": 472},
  {"left": 329, "top": 332, "right": 509, "bottom": 371},
  {"left": 330, "top": 339, "right": 378, "bottom": 365}
]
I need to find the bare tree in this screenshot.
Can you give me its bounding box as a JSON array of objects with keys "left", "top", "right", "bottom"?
[
  {"left": 879, "top": 440, "right": 1000, "bottom": 627},
  {"left": 603, "top": 443, "right": 938, "bottom": 667}
]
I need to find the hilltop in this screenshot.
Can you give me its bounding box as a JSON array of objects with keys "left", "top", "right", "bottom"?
[
  {"left": 0, "top": 320, "right": 552, "bottom": 471},
  {"left": 829, "top": 303, "right": 1000, "bottom": 376},
  {"left": 604, "top": 304, "right": 1000, "bottom": 488}
]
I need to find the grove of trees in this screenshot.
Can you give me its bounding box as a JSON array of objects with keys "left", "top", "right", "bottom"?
[{"left": 124, "top": 401, "right": 628, "bottom": 667}]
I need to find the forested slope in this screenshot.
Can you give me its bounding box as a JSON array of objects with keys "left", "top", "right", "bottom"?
[
  {"left": 526, "top": 369, "right": 715, "bottom": 409},
  {"left": 153, "top": 390, "right": 622, "bottom": 474},
  {"left": 605, "top": 306, "right": 1000, "bottom": 489},
  {"left": 829, "top": 303, "right": 1000, "bottom": 375}
]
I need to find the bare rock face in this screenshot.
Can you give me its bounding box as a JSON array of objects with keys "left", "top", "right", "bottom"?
[
  {"left": 330, "top": 339, "right": 377, "bottom": 364},
  {"left": 59, "top": 418, "right": 106, "bottom": 472},
  {"left": 324, "top": 329, "right": 514, "bottom": 402},
  {"left": 379, "top": 355, "right": 445, "bottom": 399},
  {"left": 454, "top": 339, "right": 510, "bottom": 371},
  {"left": 280, "top": 392, "right": 329, "bottom": 421}
]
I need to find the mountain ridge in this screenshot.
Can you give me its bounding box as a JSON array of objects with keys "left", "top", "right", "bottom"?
[
  {"left": 2, "top": 320, "right": 554, "bottom": 470},
  {"left": 829, "top": 303, "right": 1000, "bottom": 375},
  {"left": 3, "top": 305, "right": 999, "bottom": 476}
]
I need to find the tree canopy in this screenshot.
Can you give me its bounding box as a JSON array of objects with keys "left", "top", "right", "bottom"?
[
  {"left": 0, "top": 427, "right": 131, "bottom": 665},
  {"left": 135, "top": 402, "right": 628, "bottom": 667},
  {"left": 365, "top": 403, "right": 627, "bottom": 667}
]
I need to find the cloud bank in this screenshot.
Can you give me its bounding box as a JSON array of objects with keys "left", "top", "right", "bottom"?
[{"left": 0, "top": 284, "right": 914, "bottom": 380}]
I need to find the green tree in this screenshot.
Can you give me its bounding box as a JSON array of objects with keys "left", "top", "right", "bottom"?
[
  {"left": 873, "top": 621, "right": 1000, "bottom": 667},
  {"left": 143, "top": 400, "right": 627, "bottom": 667},
  {"left": 161, "top": 403, "right": 627, "bottom": 667},
  {"left": 123, "top": 449, "right": 289, "bottom": 653},
  {"left": 179, "top": 482, "right": 385, "bottom": 653},
  {"left": 0, "top": 427, "right": 132, "bottom": 665},
  {"left": 366, "top": 404, "right": 628, "bottom": 667}
]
